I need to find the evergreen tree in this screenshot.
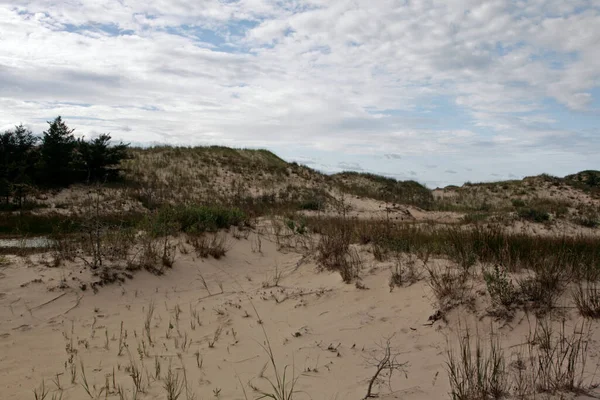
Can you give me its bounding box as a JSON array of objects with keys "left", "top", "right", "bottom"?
[
  {"left": 0, "top": 124, "right": 38, "bottom": 205},
  {"left": 77, "top": 134, "right": 130, "bottom": 182},
  {"left": 40, "top": 116, "right": 77, "bottom": 186}
]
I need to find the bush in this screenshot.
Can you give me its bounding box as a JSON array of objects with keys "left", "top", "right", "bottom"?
[
  {"left": 155, "top": 205, "right": 246, "bottom": 233},
  {"left": 446, "top": 329, "right": 508, "bottom": 400},
  {"left": 518, "top": 263, "right": 565, "bottom": 312},
  {"left": 517, "top": 207, "right": 550, "bottom": 222},
  {"left": 484, "top": 265, "right": 517, "bottom": 308},
  {"left": 316, "top": 225, "right": 360, "bottom": 283},
  {"left": 425, "top": 262, "right": 468, "bottom": 307},
  {"left": 572, "top": 282, "right": 600, "bottom": 318},
  {"left": 298, "top": 199, "right": 323, "bottom": 211},
  {"left": 187, "top": 233, "right": 228, "bottom": 259},
  {"left": 511, "top": 198, "right": 526, "bottom": 208}
]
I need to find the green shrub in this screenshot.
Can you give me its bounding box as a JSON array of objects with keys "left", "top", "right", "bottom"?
[
  {"left": 511, "top": 198, "right": 526, "bottom": 208},
  {"left": 517, "top": 207, "right": 550, "bottom": 222},
  {"left": 155, "top": 205, "right": 246, "bottom": 233},
  {"left": 576, "top": 217, "right": 599, "bottom": 228},
  {"left": 298, "top": 199, "right": 323, "bottom": 211},
  {"left": 484, "top": 265, "right": 517, "bottom": 308}
]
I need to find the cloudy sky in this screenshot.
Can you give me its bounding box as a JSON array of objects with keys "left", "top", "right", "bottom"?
[{"left": 1, "top": 0, "right": 599, "bottom": 187}]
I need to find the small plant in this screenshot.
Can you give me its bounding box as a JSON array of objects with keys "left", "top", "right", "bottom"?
[
  {"left": 144, "top": 301, "right": 155, "bottom": 345},
  {"left": 363, "top": 336, "right": 408, "bottom": 399},
  {"left": 154, "top": 356, "right": 161, "bottom": 379},
  {"left": 389, "top": 265, "right": 403, "bottom": 290},
  {"left": 118, "top": 321, "right": 127, "bottom": 356},
  {"left": 483, "top": 264, "right": 517, "bottom": 309},
  {"left": 572, "top": 282, "right": 600, "bottom": 318},
  {"left": 316, "top": 225, "right": 360, "bottom": 283},
  {"left": 33, "top": 380, "right": 49, "bottom": 400},
  {"left": 195, "top": 350, "right": 203, "bottom": 368},
  {"left": 262, "top": 265, "right": 283, "bottom": 288},
  {"left": 126, "top": 351, "right": 145, "bottom": 393},
  {"left": 163, "top": 361, "right": 184, "bottom": 400},
  {"left": 189, "top": 233, "right": 228, "bottom": 259},
  {"left": 208, "top": 326, "right": 222, "bottom": 348},
  {"left": 517, "top": 207, "right": 550, "bottom": 222},
  {"left": 511, "top": 198, "right": 526, "bottom": 208},
  {"left": 446, "top": 328, "right": 508, "bottom": 400},
  {"left": 525, "top": 319, "right": 593, "bottom": 393},
  {"left": 285, "top": 218, "right": 307, "bottom": 235},
  {"left": 518, "top": 263, "right": 564, "bottom": 313},
  {"left": 389, "top": 254, "right": 422, "bottom": 291},
  {"left": 372, "top": 242, "right": 387, "bottom": 262},
  {"left": 80, "top": 359, "right": 105, "bottom": 399},
  {"left": 425, "top": 264, "right": 467, "bottom": 307}
]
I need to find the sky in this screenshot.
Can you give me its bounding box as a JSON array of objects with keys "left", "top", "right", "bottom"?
[{"left": 0, "top": 0, "right": 599, "bottom": 188}]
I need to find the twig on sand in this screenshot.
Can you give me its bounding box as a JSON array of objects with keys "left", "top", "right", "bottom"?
[
  {"left": 234, "top": 355, "right": 260, "bottom": 363},
  {"left": 62, "top": 294, "right": 84, "bottom": 316},
  {"left": 31, "top": 292, "right": 67, "bottom": 311}
]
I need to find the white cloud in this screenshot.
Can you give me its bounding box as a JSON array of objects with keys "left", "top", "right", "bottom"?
[{"left": 0, "top": 0, "right": 599, "bottom": 185}]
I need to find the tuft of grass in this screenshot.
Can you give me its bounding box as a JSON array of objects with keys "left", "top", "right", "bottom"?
[
  {"left": 446, "top": 328, "right": 508, "bottom": 400},
  {"left": 447, "top": 320, "right": 595, "bottom": 400},
  {"left": 188, "top": 233, "right": 228, "bottom": 259},
  {"left": 33, "top": 380, "right": 49, "bottom": 400},
  {"left": 425, "top": 264, "right": 468, "bottom": 306},
  {"left": 484, "top": 265, "right": 517, "bottom": 309},
  {"left": 518, "top": 261, "right": 565, "bottom": 313},
  {"left": 316, "top": 224, "right": 361, "bottom": 283},
  {"left": 163, "top": 361, "right": 184, "bottom": 400},
  {"left": 526, "top": 319, "right": 593, "bottom": 393},
  {"left": 156, "top": 205, "right": 245, "bottom": 234},
  {"left": 517, "top": 207, "right": 550, "bottom": 223},
  {"left": 572, "top": 282, "right": 600, "bottom": 318}
]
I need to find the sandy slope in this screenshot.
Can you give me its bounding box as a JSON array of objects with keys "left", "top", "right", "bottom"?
[{"left": 2, "top": 231, "right": 600, "bottom": 400}]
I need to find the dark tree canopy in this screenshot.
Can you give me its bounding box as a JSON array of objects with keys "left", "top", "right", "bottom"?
[
  {"left": 0, "top": 124, "right": 38, "bottom": 205},
  {"left": 41, "top": 116, "right": 78, "bottom": 186},
  {"left": 0, "top": 117, "right": 130, "bottom": 209},
  {"left": 78, "top": 133, "right": 130, "bottom": 182}
]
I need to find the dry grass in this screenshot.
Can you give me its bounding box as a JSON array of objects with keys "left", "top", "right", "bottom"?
[
  {"left": 572, "top": 282, "right": 600, "bottom": 318},
  {"left": 447, "top": 320, "right": 596, "bottom": 399},
  {"left": 446, "top": 328, "right": 507, "bottom": 400},
  {"left": 188, "top": 233, "right": 229, "bottom": 259},
  {"left": 316, "top": 224, "right": 361, "bottom": 283}
]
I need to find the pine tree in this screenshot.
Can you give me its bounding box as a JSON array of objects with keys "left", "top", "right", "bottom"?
[
  {"left": 40, "top": 116, "right": 77, "bottom": 186},
  {"left": 0, "top": 124, "right": 38, "bottom": 205},
  {"left": 77, "top": 134, "right": 130, "bottom": 182}
]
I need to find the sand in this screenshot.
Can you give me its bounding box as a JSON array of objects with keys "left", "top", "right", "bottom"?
[{"left": 2, "top": 227, "right": 600, "bottom": 400}]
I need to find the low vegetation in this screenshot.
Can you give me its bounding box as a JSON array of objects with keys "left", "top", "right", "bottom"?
[
  {"left": 447, "top": 320, "right": 595, "bottom": 399},
  {"left": 2, "top": 125, "right": 600, "bottom": 400}
]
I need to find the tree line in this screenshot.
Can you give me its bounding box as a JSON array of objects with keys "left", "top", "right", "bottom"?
[{"left": 0, "top": 116, "right": 130, "bottom": 209}]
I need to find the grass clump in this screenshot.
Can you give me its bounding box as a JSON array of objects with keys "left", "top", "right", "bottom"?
[
  {"left": 316, "top": 224, "right": 361, "bottom": 283},
  {"left": 572, "top": 282, "right": 600, "bottom": 318},
  {"left": 484, "top": 264, "right": 517, "bottom": 309},
  {"left": 425, "top": 264, "right": 468, "bottom": 308},
  {"left": 518, "top": 262, "right": 566, "bottom": 312},
  {"left": 187, "top": 233, "right": 228, "bottom": 259},
  {"left": 517, "top": 207, "right": 550, "bottom": 223},
  {"left": 447, "top": 320, "right": 595, "bottom": 400},
  {"left": 155, "top": 205, "right": 246, "bottom": 234},
  {"left": 446, "top": 328, "right": 508, "bottom": 400}
]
